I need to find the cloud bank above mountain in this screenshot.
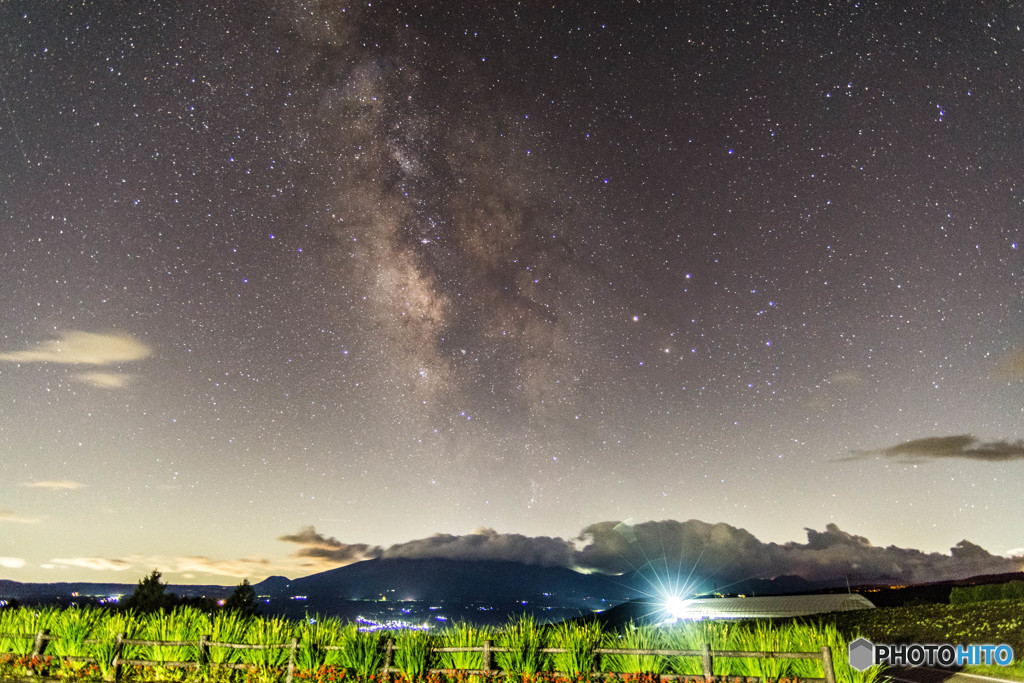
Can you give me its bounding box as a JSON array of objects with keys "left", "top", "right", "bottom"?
[
  {"left": 25, "top": 518, "right": 1021, "bottom": 586},
  {"left": 280, "top": 519, "right": 1023, "bottom": 586}
]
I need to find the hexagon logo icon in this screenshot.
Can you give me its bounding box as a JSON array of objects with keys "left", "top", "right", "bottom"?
[{"left": 848, "top": 638, "right": 875, "bottom": 671}]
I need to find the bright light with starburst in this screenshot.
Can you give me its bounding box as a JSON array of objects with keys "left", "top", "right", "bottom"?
[
  {"left": 606, "top": 519, "right": 714, "bottom": 624},
  {"left": 657, "top": 589, "right": 694, "bottom": 623}
]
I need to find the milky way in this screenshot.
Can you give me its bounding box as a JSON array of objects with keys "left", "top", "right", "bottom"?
[{"left": 0, "top": 1, "right": 1021, "bottom": 583}]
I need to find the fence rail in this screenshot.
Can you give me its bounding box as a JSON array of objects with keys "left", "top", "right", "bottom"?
[{"left": 0, "top": 630, "right": 837, "bottom": 683}]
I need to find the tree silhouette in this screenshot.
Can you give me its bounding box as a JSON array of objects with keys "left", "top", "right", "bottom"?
[
  {"left": 124, "top": 569, "right": 176, "bottom": 613},
  {"left": 223, "top": 578, "right": 258, "bottom": 616}
]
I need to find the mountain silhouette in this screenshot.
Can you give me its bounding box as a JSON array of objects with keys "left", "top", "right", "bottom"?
[{"left": 255, "top": 557, "right": 635, "bottom": 603}]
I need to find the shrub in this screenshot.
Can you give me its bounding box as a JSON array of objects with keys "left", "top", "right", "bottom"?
[
  {"left": 495, "top": 614, "right": 548, "bottom": 676},
  {"left": 600, "top": 622, "right": 665, "bottom": 674},
  {"left": 548, "top": 619, "right": 602, "bottom": 677}
]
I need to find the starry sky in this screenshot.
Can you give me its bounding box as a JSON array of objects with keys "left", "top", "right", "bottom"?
[{"left": 1, "top": 1, "right": 1022, "bottom": 586}]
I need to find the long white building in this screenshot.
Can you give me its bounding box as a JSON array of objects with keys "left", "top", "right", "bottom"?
[{"left": 668, "top": 593, "right": 875, "bottom": 620}]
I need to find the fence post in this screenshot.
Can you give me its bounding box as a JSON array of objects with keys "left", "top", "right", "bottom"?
[
  {"left": 32, "top": 629, "right": 50, "bottom": 658},
  {"left": 593, "top": 649, "right": 601, "bottom": 678},
  {"left": 820, "top": 646, "right": 837, "bottom": 683},
  {"left": 482, "top": 639, "right": 493, "bottom": 677},
  {"left": 701, "top": 643, "right": 714, "bottom": 683},
  {"left": 27, "top": 628, "right": 50, "bottom": 676},
  {"left": 286, "top": 637, "right": 298, "bottom": 683},
  {"left": 199, "top": 634, "right": 210, "bottom": 667},
  {"left": 382, "top": 637, "right": 394, "bottom": 682},
  {"left": 113, "top": 632, "right": 126, "bottom": 683}
]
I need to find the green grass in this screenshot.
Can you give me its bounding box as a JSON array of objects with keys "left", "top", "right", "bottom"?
[
  {"left": 4, "top": 600, "right": 1018, "bottom": 682},
  {"left": 600, "top": 621, "right": 666, "bottom": 674},
  {"left": 662, "top": 619, "right": 736, "bottom": 677},
  {"left": 46, "top": 607, "right": 106, "bottom": 679},
  {"left": 950, "top": 581, "right": 1024, "bottom": 605},
  {"left": 494, "top": 614, "right": 547, "bottom": 676},
  {"left": 436, "top": 620, "right": 492, "bottom": 672},
  {"left": 90, "top": 609, "right": 143, "bottom": 680},
  {"left": 547, "top": 618, "right": 602, "bottom": 676},
  {"left": 141, "top": 606, "right": 208, "bottom": 663},
  {"left": 47, "top": 606, "right": 104, "bottom": 658},
  {"left": 334, "top": 624, "right": 385, "bottom": 677},
  {"left": 0, "top": 605, "right": 60, "bottom": 654},
  {"left": 786, "top": 621, "right": 883, "bottom": 683},
  {"left": 240, "top": 614, "right": 294, "bottom": 683},
  {"left": 730, "top": 621, "right": 793, "bottom": 682},
  {"left": 208, "top": 610, "right": 254, "bottom": 668},
  {"left": 393, "top": 629, "right": 432, "bottom": 680},
  {"left": 293, "top": 617, "right": 344, "bottom": 673}
]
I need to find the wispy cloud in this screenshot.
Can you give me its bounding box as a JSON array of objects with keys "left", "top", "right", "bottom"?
[
  {"left": 852, "top": 435, "right": 1024, "bottom": 462},
  {"left": 0, "top": 557, "right": 26, "bottom": 569},
  {"left": 47, "top": 557, "right": 135, "bottom": 572},
  {"left": 74, "top": 372, "right": 135, "bottom": 388},
  {"left": 806, "top": 369, "right": 867, "bottom": 410},
  {"left": 0, "top": 509, "right": 41, "bottom": 524},
  {"left": 826, "top": 370, "right": 866, "bottom": 386},
  {"left": 0, "top": 331, "right": 151, "bottom": 366},
  {"left": 278, "top": 526, "right": 382, "bottom": 566},
  {"left": 20, "top": 480, "right": 87, "bottom": 490},
  {"left": 169, "top": 556, "right": 274, "bottom": 578},
  {"left": 41, "top": 554, "right": 288, "bottom": 580}
]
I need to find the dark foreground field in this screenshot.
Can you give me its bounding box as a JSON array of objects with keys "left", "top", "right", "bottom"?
[{"left": 820, "top": 599, "right": 1024, "bottom": 681}]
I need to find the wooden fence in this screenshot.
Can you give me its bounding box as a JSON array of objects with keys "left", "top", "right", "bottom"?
[{"left": 0, "top": 630, "right": 837, "bottom": 683}]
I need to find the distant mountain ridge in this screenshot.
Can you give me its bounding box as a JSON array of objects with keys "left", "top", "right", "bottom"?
[
  {"left": 261, "top": 558, "right": 628, "bottom": 600},
  {"left": 5, "top": 559, "right": 1021, "bottom": 617},
  {"left": 0, "top": 579, "right": 233, "bottom": 602},
  {"left": 0, "top": 562, "right": 863, "bottom": 606}
]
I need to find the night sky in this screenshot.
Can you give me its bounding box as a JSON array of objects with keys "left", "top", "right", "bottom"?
[{"left": 2, "top": 1, "right": 1022, "bottom": 586}]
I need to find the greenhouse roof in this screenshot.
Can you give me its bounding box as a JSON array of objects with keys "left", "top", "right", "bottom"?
[{"left": 673, "top": 593, "right": 875, "bottom": 620}]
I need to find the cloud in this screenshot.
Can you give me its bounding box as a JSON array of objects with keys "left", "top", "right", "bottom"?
[
  {"left": 0, "top": 331, "right": 151, "bottom": 366},
  {"left": 0, "top": 557, "right": 26, "bottom": 569},
  {"left": 20, "top": 480, "right": 87, "bottom": 490},
  {"left": 826, "top": 370, "right": 866, "bottom": 386},
  {"left": 574, "top": 520, "right": 1024, "bottom": 585},
  {"left": 853, "top": 435, "right": 1024, "bottom": 462},
  {"left": 279, "top": 525, "right": 577, "bottom": 569},
  {"left": 782, "top": 526, "right": 1024, "bottom": 584},
  {"left": 32, "top": 520, "right": 1022, "bottom": 588},
  {"left": 574, "top": 519, "right": 775, "bottom": 580},
  {"left": 74, "top": 372, "right": 135, "bottom": 388},
  {"left": 806, "top": 370, "right": 868, "bottom": 410},
  {"left": 48, "top": 557, "right": 135, "bottom": 572},
  {"left": 169, "top": 556, "right": 273, "bottom": 578},
  {"left": 281, "top": 519, "right": 1023, "bottom": 587},
  {"left": 0, "top": 509, "right": 41, "bottom": 524},
  {"left": 278, "top": 526, "right": 383, "bottom": 565},
  {"left": 39, "top": 553, "right": 291, "bottom": 581},
  {"left": 949, "top": 539, "right": 993, "bottom": 560},
  {"left": 382, "top": 527, "right": 575, "bottom": 567}
]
